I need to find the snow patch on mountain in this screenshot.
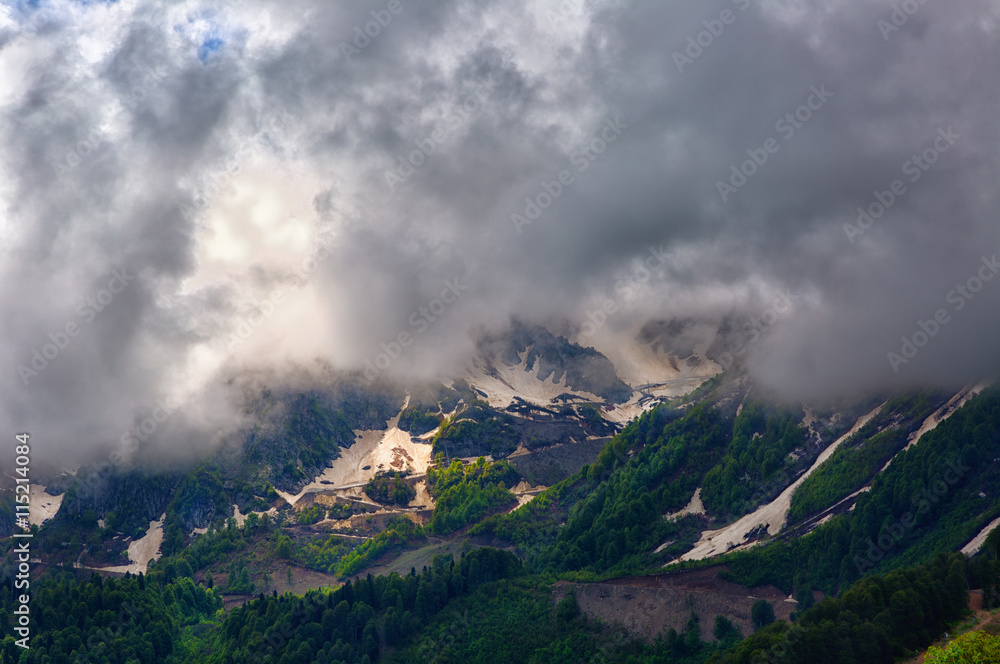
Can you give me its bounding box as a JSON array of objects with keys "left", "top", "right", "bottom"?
[
  {"left": 275, "top": 402, "right": 432, "bottom": 507},
  {"left": 906, "top": 381, "right": 991, "bottom": 453},
  {"left": 871, "top": 382, "right": 992, "bottom": 477},
  {"left": 232, "top": 503, "right": 277, "bottom": 527},
  {"left": 81, "top": 513, "right": 166, "bottom": 575},
  {"left": 28, "top": 484, "right": 64, "bottom": 527},
  {"left": 409, "top": 480, "right": 434, "bottom": 509},
  {"left": 466, "top": 353, "right": 604, "bottom": 409},
  {"left": 672, "top": 402, "right": 885, "bottom": 563},
  {"left": 600, "top": 393, "right": 657, "bottom": 425},
  {"left": 127, "top": 514, "right": 165, "bottom": 573},
  {"left": 961, "top": 516, "right": 1000, "bottom": 556},
  {"left": 664, "top": 488, "right": 706, "bottom": 523},
  {"left": 587, "top": 334, "right": 720, "bottom": 398}
]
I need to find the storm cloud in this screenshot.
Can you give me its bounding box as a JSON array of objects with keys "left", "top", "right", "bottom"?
[{"left": 2, "top": 0, "right": 999, "bottom": 465}]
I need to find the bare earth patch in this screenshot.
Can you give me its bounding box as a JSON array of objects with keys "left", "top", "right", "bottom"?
[{"left": 552, "top": 566, "right": 796, "bottom": 642}]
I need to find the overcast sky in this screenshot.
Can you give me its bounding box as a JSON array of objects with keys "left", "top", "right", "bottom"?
[{"left": 2, "top": 0, "right": 999, "bottom": 466}]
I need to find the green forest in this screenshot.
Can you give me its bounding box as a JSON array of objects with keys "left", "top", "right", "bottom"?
[{"left": 3, "top": 381, "right": 1000, "bottom": 663}]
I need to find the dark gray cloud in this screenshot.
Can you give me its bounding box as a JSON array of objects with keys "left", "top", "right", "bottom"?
[{"left": 2, "top": 0, "right": 999, "bottom": 466}]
